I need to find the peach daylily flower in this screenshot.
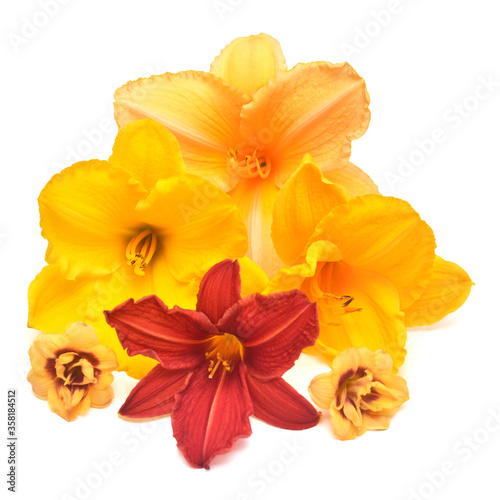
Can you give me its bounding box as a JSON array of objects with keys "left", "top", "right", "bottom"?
[
  {"left": 309, "top": 347, "right": 409, "bottom": 440},
  {"left": 114, "top": 33, "right": 374, "bottom": 276},
  {"left": 27, "top": 322, "right": 118, "bottom": 421}
]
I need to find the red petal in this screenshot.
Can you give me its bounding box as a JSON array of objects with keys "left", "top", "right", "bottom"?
[
  {"left": 119, "top": 365, "right": 188, "bottom": 418},
  {"left": 196, "top": 259, "right": 241, "bottom": 324},
  {"left": 217, "top": 290, "right": 319, "bottom": 380},
  {"left": 247, "top": 375, "right": 320, "bottom": 430},
  {"left": 172, "top": 363, "right": 253, "bottom": 469},
  {"left": 104, "top": 295, "right": 217, "bottom": 370}
]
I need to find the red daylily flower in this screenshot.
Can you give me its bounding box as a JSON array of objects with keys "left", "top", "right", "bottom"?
[{"left": 104, "top": 259, "right": 320, "bottom": 469}]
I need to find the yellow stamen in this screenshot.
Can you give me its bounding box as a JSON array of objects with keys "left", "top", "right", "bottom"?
[
  {"left": 205, "top": 333, "right": 243, "bottom": 379},
  {"left": 227, "top": 146, "right": 271, "bottom": 179},
  {"left": 126, "top": 229, "right": 158, "bottom": 276}
]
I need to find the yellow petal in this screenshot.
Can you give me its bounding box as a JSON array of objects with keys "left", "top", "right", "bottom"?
[
  {"left": 330, "top": 407, "right": 357, "bottom": 440},
  {"left": 265, "top": 239, "right": 343, "bottom": 295},
  {"left": 238, "top": 257, "right": 269, "bottom": 296},
  {"left": 229, "top": 175, "right": 282, "bottom": 277},
  {"left": 114, "top": 70, "right": 249, "bottom": 191},
  {"left": 210, "top": 33, "right": 287, "bottom": 96},
  {"left": 83, "top": 344, "right": 118, "bottom": 372},
  {"left": 40, "top": 160, "right": 147, "bottom": 279},
  {"left": 308, "top": 371, "right": 335, "bottom": 409},
  {"left": 136, "top": 174, "right": 248, "bottom": 282},
  {"left": 27, "top": 370, "right": 52, "bottom": 399},
  {"left": 47, "top": 386, "right": 91, "bottom": 422},
  {"left": 362, "top": 412, "right": 391, "bottom": 431},
  {"left": 403, "top": 256, "right": 473, "bottom": 327},
  {"left": 323, "top": 162, "right": 380, "bottom": 197},
  {"left": 89, "top": 386, "right": 114, "bottom": 409},
  {"left": 240, "top": 62, "right": 370, "bottom": 187},
  {"left": 63, "top": 322, "right": 98, "bottom": 349},
  {"left": 28, "top": 265, "right": 160, "bottom": 380},
  {"left": 109, "top": 118, "right": 186, "bottom": 191},
  {"left": 28, "top": 333, "right": 69, "bottom": 376},
  {"left": 271, "top": 156, "right": 350, "bottom": 265},
  {"left": 310, "top": 195, "right": 436, "bottom": 309},
  {"left": 29, "top": 266, "right": 99, "bottom": 334},
  {"left": 311, "top": 263, "right": 407, "bottom": 370}
]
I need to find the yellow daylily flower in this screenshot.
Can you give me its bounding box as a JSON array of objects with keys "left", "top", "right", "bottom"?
[
  {"left": 114, "top": 33, "right": 375, "bottom": 276},
  {"left": 266, "top": 158, "right": 438, "bottom": 369},
  {"left": 309, "top": 347, "right": 409, "bottom": 440},
  {"left": 29, "top": 119, "right": 250, "bottom": 379},
  {"left": 27, "top": 322, "right": 118, "bottom": 422}
]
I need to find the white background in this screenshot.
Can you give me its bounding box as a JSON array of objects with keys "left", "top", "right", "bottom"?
[{"left": 2, "top": 1, "right": 500, "bottom": 499}]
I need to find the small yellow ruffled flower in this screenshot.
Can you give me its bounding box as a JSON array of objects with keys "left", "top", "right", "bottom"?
[
  {"left": 309, "top": 347, "right": 409, "bottom": 440},
  {"left": 27, "top": 322, "right": 118, "bottom": 422}
]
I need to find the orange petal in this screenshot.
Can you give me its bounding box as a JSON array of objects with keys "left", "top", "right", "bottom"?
[
  {"left": 323, "top": 162, "right": 380, "bottom": 197},
  {"left": 114, "top": 70, "right": 249, "bottom": 191},
  {"left": 240, "top": 62, "right": 370, "bottom": 187},
  {"left": 27, "top": 370, "right": 52, "bottom": 399},
  {"left": 210, "top": 33, "right": 287, "bottom": 96},
  {"left": 89, "top": 386, "right": 114, "bottom": 409},
  {"left": 271, "top": 156, "right": 350, "bottom": 265},
  {"left": 310, "top": 195, "right": 436, "bottom": 309},
  {"left": 403, "top": 256, "right": 473, "bottom": 327},
  {"left": 228, "top": 175, "right": 281, "bottom": 277}
]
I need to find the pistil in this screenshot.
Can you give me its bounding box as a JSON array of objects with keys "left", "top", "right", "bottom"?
[{"left": 227, "top": 146, "right": 271, "bottom": 179}]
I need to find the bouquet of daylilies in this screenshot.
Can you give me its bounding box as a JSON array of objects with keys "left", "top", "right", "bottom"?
[{"left": 26, "top": 34, "right": 472, "bottom": 469}]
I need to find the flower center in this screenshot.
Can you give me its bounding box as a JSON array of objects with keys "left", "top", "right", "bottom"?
[
  {"left": 205, "top": 333, "right": 244, "bottom": 379},
  {"left": 303, "top": 261, "right": 361, "bottom": 326},
  {"left": 227, "top": 146, "right": 271, "bottom": 179},
  {"left": 55, "top": 352, "right": 96, "bottom": 386},
  {"left": 126, "top": 229, "right": 158, "bottom": 276}
]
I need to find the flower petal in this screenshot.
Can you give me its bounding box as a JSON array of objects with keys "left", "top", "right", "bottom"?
[
  {"left": 89, "top": 386, "right": 114, "bottom": 409},
  {"left": 104, "top": 295, "right": 217, "bottom": 370},
  {"left": 119, "top": 365, "right": 188, "bottom": 418},
  {"left": 109, "top": 118, "right": 186, "bottom": 191},
  {"left": 114, "top": 71, "right": 249, "bottom": 191},
  {"left": 228, "top": 175, "right": 282, "bottom": 277},
  {"left": 28, "top": 333, "right": 69, "bottom": 377},
  {"left": 310, "top": 263, "right": 407, "bottom": 370},
  {"left": 135, "top": 174, "right": 248, "bottom": 282},
  {"left": 240, "top": 62, "right": 370, "bottom": 187},
  {"left": 196, "top": 259, "right": 241, "bottom": 324},
  {"left": 39, "top": 160, "right": 147, "bottom": 279},
  {"left": 272, "top": 156, "right": 350, "bottom": 265},
  {"left": 310, "top": 195, "right": 436, "bottom": 309},
  {"left": 329, "top": 407, "right": 357, "bottom": 440},
  {"left": 246, "top": 375, "right": 320, "bottom": 430},
  {"left": 323, "top": 162, "right": 380, "bottom": 197},
  {"left": 308, "top": 371, "right": 336, "bottom": 409},
  {"left": 27, "top": 370, "right": 52, "bottom": 399},
  {"left": 63, "top": 322, "right": 99, "bottom": 349},
  {"left": 210, "top": 33, "right": 287, "bottom": 96},
  {"left": 82, "top": 344, "right": 119, "bottom": 372},
  {"left": 172, "top": 363, "right": 253, "bottom": 469},
  {"left": 217, "top": 290, "right": 319, "bottom": 380},
  {"left": 47, "top": 386, "right": 91, "bottom": 422},
  {"left": 238, "top": 257, "right": 269, "bottom": 296},
  {"left": 403, "top": 256, "right": 473, "bottom": 327}
]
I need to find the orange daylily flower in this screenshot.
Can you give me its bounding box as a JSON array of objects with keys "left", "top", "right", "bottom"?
[
  {"left": 266, "top": 157, "right": 472, "bottom": 368},
  {"left": 27, "top": 322, "right": 118, "bottom": 421},
  {"left": 309, "top": 347, "right": 409, "bottom": 440},
  {"left": 114, "top": 33, "right": 375, "bottom": 276}
]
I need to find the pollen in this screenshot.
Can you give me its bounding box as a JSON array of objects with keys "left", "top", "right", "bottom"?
[
  {"left": 227, "top": 146, "right": 271, "bottom": 179},
  {"left": 125, "top": 229, "right": 158, "bottom": 276}
]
